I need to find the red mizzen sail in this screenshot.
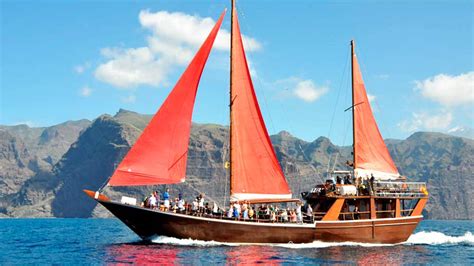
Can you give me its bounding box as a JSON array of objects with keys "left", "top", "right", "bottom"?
[
  {"left": 352, "top": 42, "right": 399, "bottom": 180},
  {"left": 108, "top": 10, "right": 226, "bottom": 186},
  {"left": 230, "top": 5, "right": 291, "bottom": 200}
]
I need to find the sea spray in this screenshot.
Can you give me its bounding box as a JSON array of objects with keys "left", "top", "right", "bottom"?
[{"left": 405, "top": 231, "right": 474, "bottom": 245}]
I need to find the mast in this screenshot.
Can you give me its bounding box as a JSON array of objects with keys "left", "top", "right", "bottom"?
[
  {"left": 229, "top": 0, "right": 235, "bottom": 194},
  {"left": 351, "top": 40, "right": 356, "bottom": 172}
]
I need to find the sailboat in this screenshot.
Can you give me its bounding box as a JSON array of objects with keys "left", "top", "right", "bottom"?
[{"left": 85, "top": 2, "right": 428, "bottom": 244}]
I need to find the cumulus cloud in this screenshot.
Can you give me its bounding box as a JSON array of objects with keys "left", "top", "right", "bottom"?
[
  {"left": 415, "top": 72, "right": 474, "bottom": 107},
  {"left": 95, "top": 47, "right": 168, "bottom": 88},
  {"left": 293, "top": 80, "right": 328, "bottom": 102},
  {"left": 95, "top": 10, "right": 261, "bottom": 89},
  {"left": 367, "top": 93, "right": 376, "bottom": 103},
  {"left": 139, "top": 10, "right": 261, "bottom": 52},
  {"left": 398, "top": 111, "right": 453, "bottom": 132},
  {"left": 79, "top": 86, "right": 92, "bottom": 97}
]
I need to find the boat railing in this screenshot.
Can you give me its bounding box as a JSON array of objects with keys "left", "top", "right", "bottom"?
[{"left": 374, "top": 181, "right": 428, "bottom": 198}]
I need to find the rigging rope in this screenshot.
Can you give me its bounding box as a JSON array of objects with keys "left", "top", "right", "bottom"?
[{"left": 325, "top": 46, "right": 351, "bottom": 176}]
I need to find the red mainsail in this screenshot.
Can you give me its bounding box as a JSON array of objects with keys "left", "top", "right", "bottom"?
[
  {"left": 352, "top": 43, "right": 399, "bottom": 180},
  {"left": 108, "top": 10, "right": 226, "bottom": 186},
  {"left": 230, "top": 5, "right": 292, "bottom": 200}
]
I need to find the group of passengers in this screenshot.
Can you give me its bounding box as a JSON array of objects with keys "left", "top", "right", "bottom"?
[
  {"left": 141, "top": 189, "right": 186, "bottom": 212},
  {"left": 141, "top": 189, "right": 313, "bottom": 223},
  {"left": 225, "top": 201, "right": 305, "bottom": 223},
  {"left": 323, "top": 173, "right": 376, "bottom": 196}
]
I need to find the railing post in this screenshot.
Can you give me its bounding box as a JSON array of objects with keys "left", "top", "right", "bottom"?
[
  {"left": 395, "top": 198, "right": 401, "bottom": 217},
  {"left": 370, "top": 197, "right": 376, "bottom": 219}
]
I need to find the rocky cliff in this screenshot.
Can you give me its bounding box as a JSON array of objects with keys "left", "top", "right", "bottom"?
[{"left": 0, "top": 110, "right": 472, "bottom": 219}]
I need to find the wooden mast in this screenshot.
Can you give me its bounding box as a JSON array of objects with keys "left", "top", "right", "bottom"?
[
  {"left": 229, "top": 0, "right": 235, "bottom": 194},
  {"left": 351, "top": 40, "right": 356, "bottom": 172}
]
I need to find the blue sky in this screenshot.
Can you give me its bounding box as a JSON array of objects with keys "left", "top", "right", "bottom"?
[{"left": 1, "top": 0, "right": 472, "bottom": 143}]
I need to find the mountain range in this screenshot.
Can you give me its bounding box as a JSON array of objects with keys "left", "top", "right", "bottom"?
[{"left": 0, "top": 109, "right": 472, "bottom": 220}]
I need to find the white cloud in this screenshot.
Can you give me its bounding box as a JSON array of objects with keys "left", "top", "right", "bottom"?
[
  {"left": 139, "top": 10, "right": 261, "bottom": 52},
  {"left": 367, "top": 93, "right": 376, "bottom": 103},
  {"left": 80, "top": 86, "right": 92, "bottom": 97},
  {"left": 376, "top": 74, "right": 389, "bottom": 80},
  {"left": 415, "top": 72, "right": 474, "bottom": 107},
  {"left": 398, "top": 111, "right": 453, "bottom": 132},
  {"left": 293, "top": 80, "right": 328, "bottom": 102},
  {"left": 121, "top": 94, "right": 136, "bottom": 103},
  {"left": 95, "top": 10, "right": 261, "bottom": 89},
  {"left": 95, "top": 47, "right": 168, "bottom": 88},
  {"left": 74, "top": 62, "right": 90, "bottom": 74}
]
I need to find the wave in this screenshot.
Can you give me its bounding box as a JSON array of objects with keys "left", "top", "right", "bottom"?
[
  {"left": 405, "top": 231, "right": 474, "bottom": 245},
  {"left": 151, "top": 236, "right": 239, "bottom": 247},
  {"left": 150, "top": 231, "right": 473, "bottom": 248}
]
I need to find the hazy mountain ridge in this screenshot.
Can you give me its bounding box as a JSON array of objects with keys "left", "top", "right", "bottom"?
[{"left": 0, "top": 110, "right": 472, "bottom": 219}]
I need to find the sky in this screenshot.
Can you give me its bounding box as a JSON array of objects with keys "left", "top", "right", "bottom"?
[{"left": 1, "top": 0, "right": 473, "bottom": 144}]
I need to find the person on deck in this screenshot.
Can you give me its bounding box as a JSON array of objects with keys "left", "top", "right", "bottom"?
[
  {"left": 178, "top": 194, "right": 185, "bottom": 213},
  {"left": 248, "top": 206, "right": 254, "bottom": 220},
  {"left": 290, "top": 210, "right": 297, "bottom": 223},
  {"left": 306, "top": 204, "right": 313, "bottom": 222},
  {"left": 163, "top": 188, "right": 170, "bottom": 211},
  {"left": 354, "top": 206, "right": 360, "bottom": 220},
  {"left": 270, "top": 209, "right": 276, "bottom": 223},
  {"left": 370, "top": 174, "right": 375, "bottom": 195},
  {"left": 227, "top": 203, "right": 234, "bottom": 218},
  {"left": 281, "top": 209, "right": 289, "bottom": 223},
  {"left": 148, "top": 193, "right": 157, "bottom": 209},
  {"left": 212, "top": 202, "right": 219, "bottom": 216},
  {"left": 233, "top": 201, "right": 241, "bottom": 219},
  {"left": 296, "top": 202, "right": 303, "bottom": 223},
  {"left": 344, "top": 175, "right": 351, "bottom": 185},
  {"left": 336, "top": 176, "right": 342, "bottom": 185},
  {"left": 198, "top": 194, "right": 205, "bottom": 214},
  {"left": 192, "top": 198, "right": 199, "bottom": 215},
  {"left": 243, "top": 206, "right": 249, "bottom": 220}
]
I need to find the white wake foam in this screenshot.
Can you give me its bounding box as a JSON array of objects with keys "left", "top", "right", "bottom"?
[
  {"left": 405, "top": 231, "right": 474, "bottom": 245},
  {"left": 151, "top": 236, "right": 239, "bottom": 247},
  {"left": 150, "top": 231, "right": 473, "bottom": 248}
]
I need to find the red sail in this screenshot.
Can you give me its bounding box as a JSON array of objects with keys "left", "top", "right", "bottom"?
[
  {"left": 108, "top": 10, "right": 226, "bottom": 186},
  {"left": 230, "top": 6, "right": 291, "bottom": 200},
  {"left": 352, "top": 49, "right": 399, "bottom": 180}
]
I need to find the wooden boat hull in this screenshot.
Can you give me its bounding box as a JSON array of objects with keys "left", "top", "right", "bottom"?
[{"left": 97, "top": 200, "right": 422, "bottom": 244}]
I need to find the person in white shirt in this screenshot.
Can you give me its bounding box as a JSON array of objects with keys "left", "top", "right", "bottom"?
[
  {"left": 148, "top": 194, "right": 157, "bottom": 209},
  {"left": 198, "top": 194, "right": 205, "bottom": 214},
  {"left": 178, "top": 198, "right": 185, "bottom": 212},
  {"left": 296, "top": 202, "right": 303, "bottom": 223},
  {"left": 227, "top": 203, "right": 233, "bottom": 218},
  {"left": 192, "top": 198, "right": 198, "bottom": 215},
  {"left": 306, "top": 204, "right": 313, "bottom": 222},
  {"left": 212, "top": 202, "right": 219, "bottom": 215}
]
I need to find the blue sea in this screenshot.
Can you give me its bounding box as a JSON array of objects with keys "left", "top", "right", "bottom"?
[{"left": 0, "top": 219, "right": 472, "bottom": 265}]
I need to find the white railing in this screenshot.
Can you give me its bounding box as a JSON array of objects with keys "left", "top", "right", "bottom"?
[{"left": 374, "top": 181, "right": 428, "bottom": 197}]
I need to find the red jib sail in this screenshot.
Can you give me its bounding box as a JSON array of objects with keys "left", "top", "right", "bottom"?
[
  {"left": 230, "top": 6, "right": 292, "bottom": 200},
  {"left": 108, "top": 10, "right": 226, "bottom": 186},
  {"left": 352, "top": 46, "right": 400, "bottom": 180}
]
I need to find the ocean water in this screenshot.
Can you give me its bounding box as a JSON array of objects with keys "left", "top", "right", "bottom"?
[{"left": 0, "top": 219, "right": 472, "bottom": 265}]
